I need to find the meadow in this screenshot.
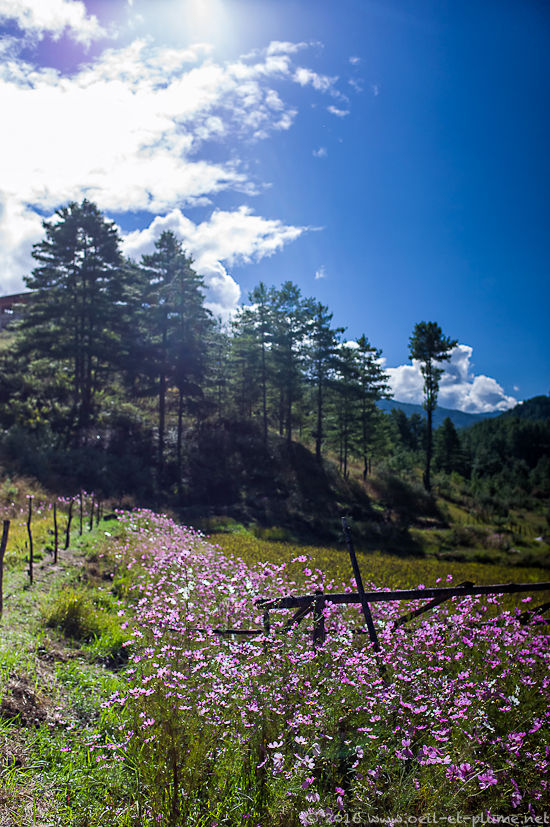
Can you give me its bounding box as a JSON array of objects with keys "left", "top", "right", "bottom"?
[{"left": 1, "top": 505, "right": 548, "bottom": 825}]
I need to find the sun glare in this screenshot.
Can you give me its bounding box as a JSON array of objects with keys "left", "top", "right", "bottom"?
[{"left": 170, "top": 0, "right": 235, "bottom": 48}]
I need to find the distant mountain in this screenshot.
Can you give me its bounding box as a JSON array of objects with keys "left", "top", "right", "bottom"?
[{"left": 376, "top": 399, "right": 499, "bottom": 430}]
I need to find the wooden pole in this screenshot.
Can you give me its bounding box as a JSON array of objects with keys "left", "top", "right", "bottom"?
[
  {"left": 313, "top": 589, "right": 326, "bottom": 646},
  {"left": 341, "top": 517, "right": 386, "bottom": 679},
  {"left": 64, "top": 500, "right": 73, "bottom": 550},
  {"left": 27, "top": 497, "right": 33, "bottom": 585},
  {"left": 79, "top": 492, "right": 83, "bottom": 535},
  {"left": 88, "top": 494, "right": 94, "bottom": 532},
  {"left": 53, "top": 502, "right": 58, "bottom": 564},
  {"left": 0, "top": 520, "right": 10, "bottom": 619}
]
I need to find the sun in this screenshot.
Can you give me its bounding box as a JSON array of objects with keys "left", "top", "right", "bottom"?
[{"left": 169, "top": 0, "right": 236, "bottom": 48}]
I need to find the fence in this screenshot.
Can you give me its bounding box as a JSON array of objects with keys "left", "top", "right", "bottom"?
[
  {"left": 0, "top": 492, "right": 104, "bottom": 617},
  {"left": 211, "top": 519, "right": 550, "bottom": 654}
]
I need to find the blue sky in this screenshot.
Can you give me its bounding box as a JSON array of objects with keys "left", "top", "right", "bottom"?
[{"left": 0, "top": 0, "right": 548, "bottom": 412}]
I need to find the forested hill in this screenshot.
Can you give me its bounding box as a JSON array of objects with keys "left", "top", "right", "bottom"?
[
  {"left": 499, "top": 395, "right": 550, "bottom": 422},
  {"left": 455, "top": 394, "right": 550, "bottom": 501},
  {"left": 1, "top": 199, "right": 548, "bottom": 534},
  {"left": 376, "top": 399, "right": 498, "bottom": 430}
]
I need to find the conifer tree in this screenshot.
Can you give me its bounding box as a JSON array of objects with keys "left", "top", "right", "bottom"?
[
  {"left": 139, "top": 230, "right": 212, "bottom": 482},
  {"left": 307, "top": 302, "right": 343, "bottom": 461},
  {"left": 434, "top": 416, "right": 463, "bottom": 475},
  {"left": 409, "top": 321, "right": 457, "bottom": 491},
  {"left": 19, "top": 199, "right": 126, "bottom": 444},
  {"left": 269, "top": 282, "right": 310, "bottom": 446},
  {"left": 355, "top": 335, "right": 390, "bottom": 478}
]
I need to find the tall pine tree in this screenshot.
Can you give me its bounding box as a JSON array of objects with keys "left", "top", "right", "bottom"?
[
  {"left": 409, "top": 321, "right": 457, "bottom": 491},
  {"left": 19, "top": 199, "right": 126, "bottom": 444},
  {"left": 139, "top": 230, "right": 212, "bottom": 483}
]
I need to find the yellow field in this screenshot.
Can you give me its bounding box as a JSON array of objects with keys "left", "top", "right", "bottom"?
[{"left": 208, "top": 530, "right": 550, "bottom": 611}]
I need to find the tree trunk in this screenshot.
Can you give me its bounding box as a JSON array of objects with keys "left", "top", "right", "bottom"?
[
  {"left": 315, "top": 371, "right": 323, "bottom": 462},
  {"left": 158, "top": 326, "right": 168, "bottom": 479},
  {"left": 424, "top": 407, "right": 433, "bottom": 491},
  {"left": 177, "top": 387, "right": 184, "bottom": 501},
  {"left": 261, "top": 342, "right": 267, "bottom": 445}
]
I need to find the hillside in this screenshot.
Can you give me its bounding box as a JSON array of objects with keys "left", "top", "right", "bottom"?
[{"left": 500, "top": 394, "right": 550, "bottom": 421}]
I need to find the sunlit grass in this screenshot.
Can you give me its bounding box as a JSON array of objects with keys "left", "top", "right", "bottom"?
[{"left": 209, "top": 530, "right": 550, "bottom": 596}]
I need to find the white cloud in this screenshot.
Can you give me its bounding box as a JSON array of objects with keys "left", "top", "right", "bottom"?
[
  {"left": 313, "top": 147, "right": 327, "bottom": 158},
  {"left": 267, "top": 41, "right": 309, "bottom": 56},
  {"left": 294, "top": 66, "right": 336, "bottom": 93},
  {"left": 314, "top": 265, "right": 326, "bottom": 280},
  {"left": 371, "top": 83, "right": 380, "bottom": 97},
  {"left": 386, "top": 345, "right": 517, "bottom": 414},
  {"left": 0, "top": 39, "right": 340, "bottom": 300},
  {"left": 121, "top": 206, "right": 308, "bottom": 320},
  {"left": 348, "top": 78, "right": 363, "bottom": 93},
  {"left": 0, "top": 196, "right": 44, "bottom": 294},
  {"left": 349, "top": 56, "right": 361, "bottom": 65},
  {"left": 327, "top": 105, "right": 349, "bottom": 117},
  {"left": 0, "top": 0, "right": 106, "bottom": 45}
]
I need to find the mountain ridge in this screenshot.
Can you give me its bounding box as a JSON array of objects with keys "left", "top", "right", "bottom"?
[{"left": 376, "top": 399, "right": 499, "bottom": 429}]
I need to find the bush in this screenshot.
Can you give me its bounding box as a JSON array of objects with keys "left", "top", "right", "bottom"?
[
  {"left": 41, "top": 587, "right": 127, "bottom": 664},
  {"left": 42, "top": 587, "right": 102, "bottom": 640}
]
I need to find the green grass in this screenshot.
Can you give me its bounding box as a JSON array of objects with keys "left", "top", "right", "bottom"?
[{"left": 0, "top": 471, "right": 549, "bottom": 824}]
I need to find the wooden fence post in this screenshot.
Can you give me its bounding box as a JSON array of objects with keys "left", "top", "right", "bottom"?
[
  {"left": 88, "top": 495, "right": 94, "bottom": 532},
  {"left": 53, "top": 502, "right": 58, "bottom": 564},
  {"left": 341, "top": 517, "right": 387, "bottom": 681},
  {"left": 313, "top": 589, "right": 326, "bottom": 647},
  {"left": 27, "top": 497, "right": 33, "bottom": 585},
  {"left": 64, "top": 500, "right": 73, "bottom": 550},
  {"left": 79, "top": 492, "right": 83, "bottom": 536},
  {"left": 0, "top": 520, "right": 10, "bottom": 619}
]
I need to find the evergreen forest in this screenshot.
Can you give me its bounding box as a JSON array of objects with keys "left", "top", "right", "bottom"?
[{"left": 1, "top": 199, "right": 549, "bottom": 548}]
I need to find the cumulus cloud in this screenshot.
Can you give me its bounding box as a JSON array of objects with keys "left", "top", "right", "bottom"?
[
  {"left": 0, "top": 39, "right": 340, "bottom": 303},
  {"left": 0, "top": 196, "right": 44, "bottom": 294},
  {"left": 314, "top": 265, "right": 326, "bottom": 279},
  {"left": 120, "top": 207, "right": 308, "bottom": 320},
  {"left": 386, "top": 345, "right": 517, "bottom": 414},
  {"left": 0, "top": 0, "right": 106, "bottom": 45},
  {"left": 293, "top": 66, "right": 336, "bottom": 93},
  {"left": 313, "top": 147, "right": 327, "bottom": 158}
]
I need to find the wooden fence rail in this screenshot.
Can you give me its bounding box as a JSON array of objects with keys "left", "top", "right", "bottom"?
[
  {"left": 251, "top": 518, "right": 550, "bottom": 654},
  {"left": 256, "top": 580, "right": 550, "bottom": 611}
]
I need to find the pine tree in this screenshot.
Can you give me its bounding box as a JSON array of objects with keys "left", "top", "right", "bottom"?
[
  {"left": 327, "top": 343, "right": 361, "bottom": 477},
  {"left": 19, "top": 199, "right": 126, "bottom": 444},
  {"left": 306, "top": 302, "right": 343, "bottom": 461},
  {"left": 268, "top": 282, "right": 310, "bottom": 446},
  {"left": 409, "top": 321, "right": 457, "bottom": 491},
  {"left": 355, "top": 335, "right": 390, "bottom": 478},
  {"left": 434, "top": 416, "right": 463, "bottom": 475},
  {"left": 139, "top": 230, "right": 212, "bottom": 483},
  {"left": 230, "top": 282, "right": 272, "bottom": 434}
]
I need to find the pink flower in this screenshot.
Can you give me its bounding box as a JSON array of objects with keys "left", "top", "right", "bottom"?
[{"left": 478, "top": 769, "right": 498, "bottom": 789}]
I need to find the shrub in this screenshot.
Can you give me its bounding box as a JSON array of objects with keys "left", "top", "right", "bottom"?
[{"left": 42, "top": 587, "right": 102, "bottom": 640}]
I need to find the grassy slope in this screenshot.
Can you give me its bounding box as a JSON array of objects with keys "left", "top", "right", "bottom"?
[{"left": 0, "top": 473, "right": 549, "bottom": 823}]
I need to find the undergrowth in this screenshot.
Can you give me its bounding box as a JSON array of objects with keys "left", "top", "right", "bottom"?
[{"left": 0, "top": 503, "right": 548, "bottom": 825}]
